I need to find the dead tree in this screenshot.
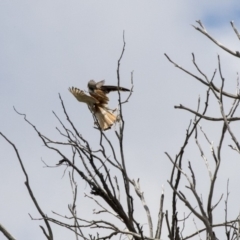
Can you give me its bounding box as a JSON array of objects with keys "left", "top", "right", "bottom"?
[
  {"left": 164, "top": 21, "right": 240, "bottom": 240},
  {"left": 2, "top": 22, "right": 240, "bottom": 240},
  {"left": 0, "top": 35, "right": 164, "bottom": 240}
]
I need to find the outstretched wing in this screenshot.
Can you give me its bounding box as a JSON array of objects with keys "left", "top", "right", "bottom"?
[
  {"left": 69, "top": 87, "right": 98, "bottom": 105},
  {"left": 69, "top": 86, "right": 117, "bottom": 130},
  {"left": 100, "top": 85, "right": 130, "bottom": 93}
]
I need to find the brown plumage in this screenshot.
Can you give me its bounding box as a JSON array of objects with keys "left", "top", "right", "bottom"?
[{"left": 69, "top": 87, "right": 117, "bottom": 130}]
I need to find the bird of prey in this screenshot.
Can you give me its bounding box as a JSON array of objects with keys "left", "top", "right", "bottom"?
[
  {"left": 69, "top": 87, "right": 116, "bottom": 130},
  {"left": 69, "top": 81, "right": 129, "bottom": 130}
]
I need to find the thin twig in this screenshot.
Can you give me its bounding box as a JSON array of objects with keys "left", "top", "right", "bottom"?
[
  {"left": 193, "top": 20, "right": 240, "bottom": 58},
  {"left": 0, "top": 132, "right": 53, "bottom": 240}
]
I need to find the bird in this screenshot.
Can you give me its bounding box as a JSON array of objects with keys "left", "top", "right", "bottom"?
[
  {"left": 69, "top": 80, "right": 130, "bottom": 130},
  {"left": 69, "top": 87, "right": 117, "bottom": 130}
]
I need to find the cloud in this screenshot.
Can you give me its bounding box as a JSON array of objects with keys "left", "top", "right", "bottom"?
[{"left": 1, "top": 1, "right": 240, "bottom": 239}]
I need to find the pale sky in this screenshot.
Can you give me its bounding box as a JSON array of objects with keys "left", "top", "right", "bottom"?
[{"left": 1, "top": 1, "right": 240, "bottom": 239}]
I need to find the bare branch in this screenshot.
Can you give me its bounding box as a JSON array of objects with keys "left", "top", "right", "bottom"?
[
  {"left": 155, "top": 186, "right": 164, "bottom": 239},
  {"left": 0, "top": 132, "right": 53, "bottom": 240},
  {"left": 193, "top": 218, "right": 202, "bottom": 240},
  {"left": 230, "top": 21, "right": 240, "bottom": 41},
  {"left": 121, "top": 71, "right": 134, "bottom": 105},
  {"left": 116, "top": 31, "right": 135, "bottom": 234},
  {"left": 0, "top": 224, "right": 16, "bottom": 240},
  {"left": 217, "top": 56, "right": 240, "bottom": 153},
  {"left": 132, "top": 179, "right": 153, "bottom": 238},
  {"left": 175, "top": 104, "right": 240, "bottom": 122},
  {"left": 195, "top": 125, "right": 213, "bottom": 180},
  {"left": 165, "top": 53, "right": 240, "bottom": 99},
  {"left": 193, "top": 20, "right": 240, "bottom": 58}
]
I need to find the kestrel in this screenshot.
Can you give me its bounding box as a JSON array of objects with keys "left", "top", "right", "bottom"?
[{"left": 69, "top": 80, "right": 129, "bottom": 130}]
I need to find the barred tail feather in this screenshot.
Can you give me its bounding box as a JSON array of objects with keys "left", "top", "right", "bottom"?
[{"left": 94, "top": 106, "right": 117, "bottom": 130}]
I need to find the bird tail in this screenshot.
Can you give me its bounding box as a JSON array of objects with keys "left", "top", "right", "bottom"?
[{"left": 93, "top": 105, "right": 117, "bottom": 130}]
